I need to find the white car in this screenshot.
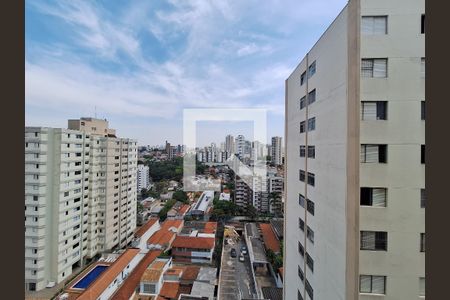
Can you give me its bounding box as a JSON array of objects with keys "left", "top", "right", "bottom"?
[{"left": 239, "top": 254, "right": 245, "bottom": 262}]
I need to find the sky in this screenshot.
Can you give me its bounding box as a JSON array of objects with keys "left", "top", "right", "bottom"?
[{"left": 25, "top": 0, "right": 347, "bottom": 146}]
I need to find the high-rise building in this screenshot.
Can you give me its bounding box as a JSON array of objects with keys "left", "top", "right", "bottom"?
[
  {"left": 235, "top": 135, "right": 245, "bottom": 158},
  {"left": 284, "top": 1, "right": 425, "bottom": 299},
  {"left": 271, "top": 136, "right": 283, "bottom": 166},
  {"left": 25, "top": 118, "right": 138, "bottom": 291},
  {"left": 137, "top": 164, "right": 150, "bottom": 193},
  {"left": 225, "top": 135, "right": 235, "bottom": 154}
]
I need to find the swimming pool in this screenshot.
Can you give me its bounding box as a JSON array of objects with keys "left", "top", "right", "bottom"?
[{"left": 73, "top": 265, "right": 109, "bottom": 289}]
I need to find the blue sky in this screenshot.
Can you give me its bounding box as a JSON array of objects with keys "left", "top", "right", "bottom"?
[{"left": 25, "top": 0, "right": 347, "bottom": 146}]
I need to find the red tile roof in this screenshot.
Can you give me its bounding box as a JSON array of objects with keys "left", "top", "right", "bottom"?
[
  {"left": 259, "top": 223, "right": 281, "bottom": 253},
  {"left": 203, "top": 222, "right": 217, "bottom": 234},
  {"left": 159, "top": 282, "right": 180, "bottom": 299},
  {"left": 181, "top": 266, "right": 200, "bottom": 282},
  {"left": 77, "top": 248, "right": 141, "bottom": 300},
  {"left": 111, "top": 250, "right": 162, "bottom": 300},
  {"left": 172, "top": 236, "right": 215, "bottom": 250},
  {"left": 135, "top": 218, "right": 159, "bottom": 238},
  {"left": 178, "top": 204, "right": 191, "bottom": 216},
  {"left": 147, "top": 219, "right": 183, "bottom": 247}
]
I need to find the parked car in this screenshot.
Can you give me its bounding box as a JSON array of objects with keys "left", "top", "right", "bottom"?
[
  {"left": 230, "top": 248, "right": 237, "bottom": 258},
  {"left": 239, "top": 254, "right": 245, "bottom": 262},
  {"left": 241, "top": 245, "right": 247, "bottom": 255}
]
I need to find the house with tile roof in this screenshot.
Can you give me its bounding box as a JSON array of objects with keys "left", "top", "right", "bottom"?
[
  {"left": 171, "top": 236, "right": 215, "bottom": 264},
  {"left": 147, "top": 219, "right": 184, "bottom": 250}
]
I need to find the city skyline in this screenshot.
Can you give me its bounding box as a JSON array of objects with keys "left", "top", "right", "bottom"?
[{"left": 25, "top": 0, "right": 347, "bottom": 145}]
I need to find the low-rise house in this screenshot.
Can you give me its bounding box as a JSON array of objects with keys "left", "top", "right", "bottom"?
[
  {"left": 259, "top": 223, "right": 281, "bottom": 255},
  {"left": 171, "top": 236, "right": 215, "bottom": 264},
  {"left": 147, "top": 220, "right": 184, "bottom": 250},
  {"left": 218, "top": 192, "right": 230, "bottom": 201},
  {"left": 158, "top": 281, "right": 180, "bottom": 300},
  {"left": 137, "top": 258, "right": 172, "bottom": 297},
  {"left": 132, "top": 218, "right": 160, "bottom": 248}
]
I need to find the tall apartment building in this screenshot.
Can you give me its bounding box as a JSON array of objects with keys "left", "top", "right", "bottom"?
[
  {"left": 25, "top": 118, "right": 138, "bottom": 291},
  {"left": 137, "top": 164, "right": 150, "bottom": 192},
  {"left": 235, "top": 135, "right": 246, "bottom": 158},
  {"left": 225, "top": 134, "right": 235, "bottom": 154},
  {"left": 271, "top": 136, "right": 283, "bottom": 166},
  {"left": 284, "top": 1, "right": 425, "bottom": 299}
]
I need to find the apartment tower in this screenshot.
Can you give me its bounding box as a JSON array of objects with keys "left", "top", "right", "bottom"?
[
  {"left": 137, "top": 164, "right": 150, "bottom": 193},
  {"left": 25, "top": 118, "right": 138, "bottom": 291},
  {"left": 271, "top": 136, "right": 283, "bottom": 166},
  {"left": 284, "top": 0, "right": 425, "bottom": 299}
]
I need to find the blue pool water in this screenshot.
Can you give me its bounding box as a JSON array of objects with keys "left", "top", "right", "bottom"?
[{"left": 73, "top": 265, "right": 109, "bottom": 289}]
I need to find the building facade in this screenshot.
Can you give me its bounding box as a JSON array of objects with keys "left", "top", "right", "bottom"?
[
  {"left": 284, "top": 0, "right": 425, "bottom": 299},
  {"left": 137, "top": 164, "right": 150, "bottom": 192},
  {"left": 271, "top": 136, "right": 283, "bottom": 166},
  {"left": 25, "top": 118, "right": 138, "bottom": 291}
]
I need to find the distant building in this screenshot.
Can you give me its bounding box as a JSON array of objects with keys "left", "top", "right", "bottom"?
[
  {"left": 137, "top": 164, "right": 150, "bottom": 192},
  {"left": 271, "top": 136, "right": 282, "bottom": 166},
  {"left": 225, "top": 134, "right": 235, "bottom": 154}
]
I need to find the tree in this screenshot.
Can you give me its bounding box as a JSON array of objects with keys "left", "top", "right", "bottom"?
[
  {"left": 158, "top": 199, "right": 177, "bottom": 221},
  {"left": 173, "top": 190, "right": 189, "bottom": 204},
  {"left": 245, "top": 204, "right": 258, "bottom": 220},
  {"left": 269, "top": 192, "right": 282, "bottom": 217}
]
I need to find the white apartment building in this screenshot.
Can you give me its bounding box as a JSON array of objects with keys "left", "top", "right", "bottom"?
[
  {"left": 284, "top": 1, "right": 425, "bottom": 299},
  {"left": 271, "top": 136, "right": 283, "bottom": 166},
  {"left": 225, "top": 135, "right": 235, "bottom": 154},
  {"left": 137, "top": 164, "right": 150, "bottom": 192},
  {"left": 25, "top": 118, "right": 138, "bottom": 292},
  {"left": 235, "top": 135, "right": 246, "bottom": 158}
]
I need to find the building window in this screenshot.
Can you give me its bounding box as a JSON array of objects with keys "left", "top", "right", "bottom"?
[
  {"left": 307, "top": 117, "right": 316, "bottom": 131},
  {"left": 421, "top": 101, "right": 425, "bottom": 120},
  {"left": 305, "top": 279, "right": 314, "bottom": 299},
  {"left": 307, "top": 226, "right": 314, "bottom": 244},
  {"left": 299, "top": 194, "right": 306, "bottom": 208},
  {"left": 307, "top": 199, "right": 315, "bottom": 215},
  {"left": 362, "top": 16, "right": 387, "bottom": 35},
  {"left": 298, "top": 290, "right": 304, "bottom": 300},
  {"left": 300, "top": 146, "right": 306, "bottom": 157},
  {"left": 360, "top": 188, "right": 387, "bottom": 207},
  {"left": 300, "top": 71, "right": 306, "bottom": 86},
  {"left": 360, "top": 231, "right": 388, "bottom": 251},
  {"left": 307, "top": 172, "right": 315, "bottom": 186},
  {"left": 421, "top": 58, "right": 425, "bottom": 78},
  {"left": 360, "top": 275, "right": 386, "bottom": 294},
  {"left": 308, "top": 61, "right": 316, "bottom": 78},
  {"left": 308, "top": 89, "right": 316, "bottom": 105},
  {"left": 419, "top": 277, "right": 425, "bottom": 296},
  {"left": 298, "top": 241, "right": 304, "bottom": 257},
  {"left": 420, "top": 233, "right": 425, "bottom": 252},
  {"left": 421, "top": 145, "right": 425, "bottom": 164},
  {"left": 300, "top": 121, "right": 306, "bottom": 133},
  {"left": 299, "top": 218, "right": 305, "bottom": 231},
  {"left": 306, "top": 253, "right": 314, "bottom": 272},
  {"left": 421, "top": 189, "right": 426, "bottom": 208},
  {"left": 307, "top": 146, "right": 315, "bottom": 158},
  {"left": 300, "top": 96, "right": 306, "bottom": 109},
  {"left": 361, "top": 58, "right": 387, "bottom": 78},
  {"left": 421, "top": 14, "right": 425, "bottom": 34},
  {"left": 361, "top": 101, "right": 387, "bottom": 120},
  {"left": 360, "top": 144, "right": 387, "bottom": 163},
  {"left": 298, "top": 266, "right": 304, "bottom": 281},
  {"left": 299, "top": 170, "right": 306, "bottom": 182}
]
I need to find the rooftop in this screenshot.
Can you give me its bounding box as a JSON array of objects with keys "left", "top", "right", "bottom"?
[
  {"left": 196, "top": 267, "right": 217, "bottom": 285},
  {"left": 77, "top": 248, "right": 141, "bottom": 300},
  {"left": 259, "top": 223, "right": 281, "bottom": 253},
  {"left": 147, "top": 219, "right": 183, "bottom": 248},
  {"left": 261, "top": 287, "right": 283, "bottom": 300},
  {"left": 269, "top": 219, "right": 284, "bottom": 240},
  {"left": 159, "top": 282, "right": 180, "bottom": 299},
  {"left": 191, "top": 281, "right": 215, "bottom": 300},
  {"left": 172, "top": 236, "right": 215, "bottom": 250},
  {"left": 111, "top": 250, "right": 162, "bottom": 300},
  {"left": 135, "top": 218, "right": 159, "bottom": 238}
]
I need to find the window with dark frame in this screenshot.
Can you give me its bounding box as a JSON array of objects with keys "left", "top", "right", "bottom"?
[
  {"left": 307, "top": 172, "right": 315, "bottom": 186},
  {"left": 308, "top": 117, "right": 316, "bottom": 131},
  {"left": 306, "top": 253, "right": 314, "bottom": 272},
  {"left": 308, "top": 146, "right": 315, "bottom": 158},
  {"left": 420, "top": 233, "right": 425, "bottom": 252},
  {"left": 361, "top": 58, "right": 387, "bottom": 78},
  {"left": 307, "top": 226, "right": 314, "bottom": 244},
  {"left": 360, "top": 231, "right": 388, "bottom": 251},
  {"left": 421, "top": 14, "right": 425, "bottom": 34},
  {"left": 308, "top": 89, "right": 316, "bottom": 105},
  {"left": 300, "top": 146, "right": 306, "bottom": 157},
  {"left": 299, "top": 217, "right": 305, "bottom": 231},
  {"left": 305, "top": 279, "right": 314, "bottom": 299},
  {"left": 361, "top": 101, "right": 387, "bottom": 120},
  {"left": 298, "top": 265, "right": 304, "bottom": 281},
  {"left": 300, "top": 121, "right": 306, "bottom": 133},
  {"left": 300, "top": 71, "right": 306, "bottom": 86},
  {"left": 308, "top": 61, "right": 316, "bottom": 78},
  {"left": 360, "top": 275, "right": 386, "bottom": 294},
  {"left": 299, "top": 194, "right": 306, "bottom": 208},
  {"left": 299, "top": 170, "right": 306, "bottom": 182},
  {"left": 361, "top": 144, "right": 387, "bottom": 163},
  {"left": 360, "top": 187, "right": 387, "bottom": 207},
  {"left": 300, "top": 96, "right": 306, "bottom": 109},
  {"left": 298, "top": 241, "right": 304, "bottom": 256},
  {"left": 421, "top": 145, "right": 425, "bottom": 164},
  {"left": 307, "top": 199, "right": 315, "bottom": 215}
]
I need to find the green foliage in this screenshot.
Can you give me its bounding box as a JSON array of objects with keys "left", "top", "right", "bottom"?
[
  {"left": 147, "top": 157, "right": 184, "bottom": 182},
  {"left": 158, "top": 199, "right": 177, "bottom": 221},
  {"left": 210, "top": 200, "right": 238, "bottom": 221},
  {"left": 137, "top": 201, "right": 144, "bottom": 214},
  {"left": 245, "top": 204, "right": 258, "bottom": 220},
  {"left": 173, "top": 190, "right": 189, "bottom": 204}
]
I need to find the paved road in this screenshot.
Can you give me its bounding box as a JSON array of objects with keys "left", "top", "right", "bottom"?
[{"left": 219, "top": 236, "right": 257, "bottom": 300}]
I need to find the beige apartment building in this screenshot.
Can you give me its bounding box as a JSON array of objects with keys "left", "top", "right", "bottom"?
[
  {"left": 25, "top": 118, "right": 138, "bottom": 291},
  {"left": 284, "top": 0, "right": 425, "bottom": 299}
]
